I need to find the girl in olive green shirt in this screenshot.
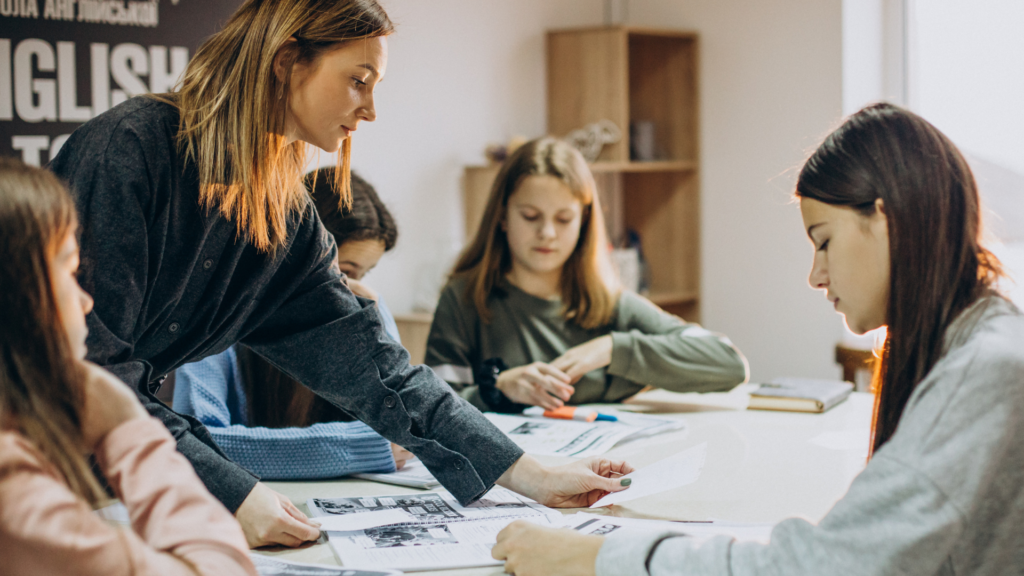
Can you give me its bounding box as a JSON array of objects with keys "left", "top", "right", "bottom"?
[{"left": 426, "top": 138, "right": 747, "bottom": 412}]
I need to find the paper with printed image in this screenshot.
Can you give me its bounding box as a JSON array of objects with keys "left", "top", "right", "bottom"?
[
  {"left": 490, "top": 409, "right": 686, "bottom": 458},
  {"left": 308, "top": 487, "right": 563, "bottom": 571},
  {"left": 591, "top": 442, "right": 707, "bottom": 507},
  {"left": 484, "top": 413, "right": 635, "bottom": 457}
]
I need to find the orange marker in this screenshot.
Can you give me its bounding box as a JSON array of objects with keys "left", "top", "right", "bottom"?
[{"left": 542, "top": 406, "right": 617, "bottom": 422}]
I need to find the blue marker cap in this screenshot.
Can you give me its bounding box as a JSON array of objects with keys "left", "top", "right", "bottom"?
[{"left": 594, "top": 413, "right": 618, "bottom": 422}]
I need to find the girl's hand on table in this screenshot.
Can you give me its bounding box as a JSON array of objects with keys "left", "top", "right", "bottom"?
[
  {"left": 493, "top": 521, "right": 602, "bottom": 576},
  {"left": 235, "top": 482, "right": 321, "bottom": 548},
  {"left": 496, "top": 362, "right": 574, "bottom": 409},
  {"left": 551, "top": 335, "right": 613, "bottom": 384},
  {"left": 496, "top": 454, "right": 634, "bottom": 508},
  {"left": 391, "top": 444, "right": 413, "bottom": 469}
]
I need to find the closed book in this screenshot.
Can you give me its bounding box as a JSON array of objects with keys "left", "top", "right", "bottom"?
[{"left": 748, "top": 378, "right": 854, "bottom": 413}]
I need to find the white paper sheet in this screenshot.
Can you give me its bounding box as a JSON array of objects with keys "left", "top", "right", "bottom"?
[
  {"left": 564, "top": 512, "right": 773, "bottom": 544},
  {"left": 352, "top": 458, "right": 440, "bottom": 489},
  {"left": 313, "top": 509, "right": 416, "bottom": 532},
  {"left": 591, "top": 442, "right": 707, "bottom": 507},
  {"left": 309, "top": 487, "right": 562, "bottom": 571},
  {"left": 249, "top": 554, "right": 402, "bottom": 576},
  {"left": 484, "top": 413, "right": 639, "bottom": 457}
]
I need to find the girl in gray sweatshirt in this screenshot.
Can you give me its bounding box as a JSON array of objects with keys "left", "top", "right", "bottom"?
[{"left": 492, "top": 104, "right": 1024, "bottom": 576}]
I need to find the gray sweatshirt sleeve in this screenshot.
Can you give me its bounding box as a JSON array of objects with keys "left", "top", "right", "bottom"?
[
  {"left": 607, "top": 293, "right": 748, "bottom": 393},
  {"left": 424, "top": 283, "right": 486, "bottom": 409},
  {"left": 597, "top": 454, "right": 963, "bottom": 576},
  {"left": 597, "top": 304, "right": 1024, "bottom": 575}
]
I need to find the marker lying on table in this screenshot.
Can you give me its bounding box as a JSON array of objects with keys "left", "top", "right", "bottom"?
[{"left": 542, "top": 406, "right": 618, "bottom": 422}]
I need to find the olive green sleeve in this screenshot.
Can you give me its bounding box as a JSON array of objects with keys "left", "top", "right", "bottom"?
[
  {"left": 607, "top": 293, "right": 748, "bottom": 393},
  {"left": 424, "top": 282, "right": 488, "bottom": 410}
]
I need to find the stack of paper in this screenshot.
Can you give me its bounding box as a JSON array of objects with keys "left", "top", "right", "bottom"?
[{"left": 308, "top": 487, "right": 562, "bottom": 571}]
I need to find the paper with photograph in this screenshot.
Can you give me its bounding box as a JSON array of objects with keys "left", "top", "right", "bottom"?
[
  {"left": 491, "top": 409, "right": 687, "bottom": 458},
  {"left": 326, "top": 515, "right": 562, "bottom": 571},
  {"left": 483, "top": 413, "right": 638, "bottom": 457},
  {"left": 308, "top": 487, "right": 563, "bottom": 571}
]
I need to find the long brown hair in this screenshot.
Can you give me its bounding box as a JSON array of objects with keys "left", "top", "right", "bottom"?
[
  {"left": 241, "top": 169, "right": 397, "bottom": 428},
  {"left": 796, "top": 103, "right": 1004, "bottom": 456},
  {"left": 0, "top": 159, "right": 106, "bottom": 505},
  {"left": 452, "top": 138, "right": 619, "bottom": 329},
  {"left": 172, "top": 0, "right": 394, "bottom": 252}
]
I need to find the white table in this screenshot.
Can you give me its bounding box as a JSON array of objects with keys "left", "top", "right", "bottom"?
[{"left": 258, "top": 385, "right": 873, "bottom": 573}]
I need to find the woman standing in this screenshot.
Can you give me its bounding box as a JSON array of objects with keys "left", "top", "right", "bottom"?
[
  {"left": 491, "top": 104, "right": 1024, "bottom": 575},
  {"left": 49, "top": 0, "right": 631, "bottom": 549}
]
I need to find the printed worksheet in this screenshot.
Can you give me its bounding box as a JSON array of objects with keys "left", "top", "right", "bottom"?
[
  {"left": 484, "top": 413, "right": 638, "bottom": 457},
  {"left": 490, "top": 409, "right": 687, "bottom": 458},
  {"left": 308, "top": 487, "right": 563, "bottom": 571}
]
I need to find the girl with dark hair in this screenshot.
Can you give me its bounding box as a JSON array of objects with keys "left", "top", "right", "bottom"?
[
  {"left": 427, "top": 137, "right": 747, "bottom": 412},
  {"left": 0, "top": 159, "right": 255, "bottom": 576},
  {"left": 48, "top": 0, "right": 632, "bottom": 550},
  {"left": 491, "top": 104, "right": 1024, "bottom": 575},
  {"left": 173, "top": 169, "right": 414, "bottom": 480}
]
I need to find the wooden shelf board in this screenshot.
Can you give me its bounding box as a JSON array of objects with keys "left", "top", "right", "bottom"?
[
  {"left": 548, "top": 25, "right": 698, "bottom": 39},
  {"left": 646, "top": 290, "right": 699, "bottom": 306},
  {"left": 590, "top": 160, "right": 697, "bottom": 173}
]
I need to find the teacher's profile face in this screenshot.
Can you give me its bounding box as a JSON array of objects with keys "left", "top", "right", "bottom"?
[{"left": 282, "top": 36, "right": 388, "bottom": 152}]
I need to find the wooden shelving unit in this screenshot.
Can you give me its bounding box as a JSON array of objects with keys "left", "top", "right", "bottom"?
[{"left": 462, "top": 26, "right": 701, "bottom": 321}]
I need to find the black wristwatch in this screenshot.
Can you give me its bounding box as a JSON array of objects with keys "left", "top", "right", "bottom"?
[{"left": 477, "top": 358, "right": 526, "bottom": 413}]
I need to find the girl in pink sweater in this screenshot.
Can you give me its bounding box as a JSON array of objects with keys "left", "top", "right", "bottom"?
[{"left": 0, "top": 158, "right": 257, "bottom": 576}]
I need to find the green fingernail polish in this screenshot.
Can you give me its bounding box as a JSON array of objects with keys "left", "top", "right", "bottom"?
[{"left": 620, "top": 478, "right": 632, "bottom": 487}]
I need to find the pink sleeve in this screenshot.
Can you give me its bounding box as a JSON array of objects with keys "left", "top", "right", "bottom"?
[{"left": 0, "top": 418, "right": 256, "bottom": 576}]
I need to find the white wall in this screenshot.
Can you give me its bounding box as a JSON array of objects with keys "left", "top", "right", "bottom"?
[
  {"left": 343, "top": 0, "right": 846, "bottom": 382},
  {"left": 627, "top": 0, "right": 846, "bottom": 381},
  {"left": 906, "top": 0, "right": 1024, "bottom": 306},
  {"left": 333, "top": 0, "right": 603, "bottom": 312}
]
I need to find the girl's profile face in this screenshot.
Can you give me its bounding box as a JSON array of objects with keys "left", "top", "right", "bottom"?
[
  {"left": 336, "top": 238, "right": 385, "bottom": 281},
  {"left": 51, "top": 232, "right": 93, "bottom": 360},
  {"left": 502, "top": 175, "right": 584, "bottom": 278},
  {"left": 800, "top": 197, "right": 890, "bottom": 334},
  {"left": 283, "top": 36, "right": 388, "bottom": 152}
]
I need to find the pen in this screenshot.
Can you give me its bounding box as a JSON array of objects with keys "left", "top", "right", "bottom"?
[{"left": 542, "top": 406, "right": 618, "bottom": 422}]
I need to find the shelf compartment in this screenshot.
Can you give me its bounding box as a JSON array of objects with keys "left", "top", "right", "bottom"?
[{"left": 590, "top": 160, "right": 697, "bottom": 173}]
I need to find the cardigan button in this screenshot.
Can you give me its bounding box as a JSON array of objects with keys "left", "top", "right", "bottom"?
[
  {"left": 203, "top": 259, "right": 213, "bottom": 270},
  {"left": 453, "top": 460, "right": 464, "bottom": 470},
  {"left": 383, "top": 395, "right": 397, "bottom": 409},
  {"left": 168, "top": 322, "right": 180, "bottom": 334}
]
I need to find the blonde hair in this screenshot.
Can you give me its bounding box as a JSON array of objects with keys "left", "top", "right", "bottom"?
[
  {"left": 452, "top": 137, "right": 620, "bottom": 329},
  {"left": 172, "top": 0, "right": 393, "bottom": 252},
  {"left": 0, "top": 159, "right": 106, "bottom": 506}
]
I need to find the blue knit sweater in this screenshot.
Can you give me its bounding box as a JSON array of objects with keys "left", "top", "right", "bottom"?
[{"left": 173, "top": 299, "right": 402, "bottom": 480}]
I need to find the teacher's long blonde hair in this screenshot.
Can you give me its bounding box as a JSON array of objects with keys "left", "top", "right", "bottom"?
[{"left": 173, "top": 0, "right": 394, "bottom": 252}]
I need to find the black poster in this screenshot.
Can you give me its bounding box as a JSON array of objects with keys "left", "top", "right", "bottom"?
[{"left": 0, "top": 0, "right": 241, "bottom": 165}]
